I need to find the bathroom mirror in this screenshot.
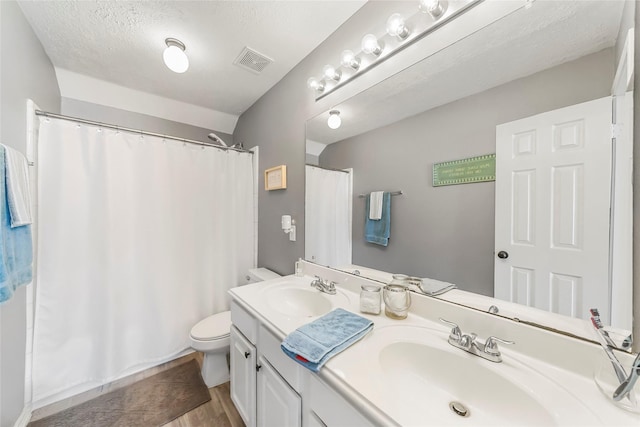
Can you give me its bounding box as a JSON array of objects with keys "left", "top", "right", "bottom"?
[{"left": 305, "top": 0, "right": 635, "bottom": 349}]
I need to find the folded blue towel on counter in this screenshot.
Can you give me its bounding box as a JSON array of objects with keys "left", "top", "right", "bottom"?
[
  {"left": 281, "top": 308, "right": 373, "bottom": 372},
  {"left": 365, "top": 192, "right": 391, "bottom": 246}
]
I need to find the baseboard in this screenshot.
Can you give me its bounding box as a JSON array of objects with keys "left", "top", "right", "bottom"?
[{"left": 13, "top": 404, "right": 32, "bottom": 427}]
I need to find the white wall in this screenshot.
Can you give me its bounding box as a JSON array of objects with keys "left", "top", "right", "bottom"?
[
  {"left": 55, "top": 69, "right": 238, "bottom": 135},
  {"left": 61, "top": 98, "right": 232, "bottom": 146}
]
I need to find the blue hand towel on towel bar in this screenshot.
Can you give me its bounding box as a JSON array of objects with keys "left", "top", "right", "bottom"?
[
  {"left": 365, "top": 192, "right": 390, "bottom": 246},
  {"left": 0, "top": 146, "right": 33, "bottom": 305},
  {"left": 281, "top": 308, "right": 373, "bottom": 372}
]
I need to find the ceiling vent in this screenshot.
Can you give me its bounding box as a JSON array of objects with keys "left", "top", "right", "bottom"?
[{"left": 233, "top": 47, "right": 273, "bottom": 74}]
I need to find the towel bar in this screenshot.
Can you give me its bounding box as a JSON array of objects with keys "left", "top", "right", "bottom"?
[{"left": 358, "top": 191, "right": 403, "bottom": 198}]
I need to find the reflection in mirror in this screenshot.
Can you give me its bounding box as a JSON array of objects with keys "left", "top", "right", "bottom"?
[{"left": 305, "top": 0, "right": 635, "bottom": 350}]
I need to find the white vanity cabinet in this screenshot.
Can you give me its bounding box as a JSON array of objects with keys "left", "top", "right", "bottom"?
[
  {"left": 230, "top": 299, "right": 373, "bottom": 427},
  {"left": 230, "top": 301, "right": 302, "bottom": 427}
]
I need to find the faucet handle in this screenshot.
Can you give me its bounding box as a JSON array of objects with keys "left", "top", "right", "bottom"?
[
  {"left": 439, "top": 318, "right": 462, "bottom": 341},
  {"left": 327, "top": 280, "right": 338, "bottom": 295},
  {"left": 484, "top": 336, "right": 514, "bottom": 356},
  {"left": 460, "top": 333, "right": 478, "bottom": 350}
]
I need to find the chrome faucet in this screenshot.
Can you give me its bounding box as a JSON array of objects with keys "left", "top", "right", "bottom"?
[
  {"left": 439, "top": 318, "right": 514, "bottom": 363},
  {"left": 311, "top": 275, "right": 336, "bottom": 295},
  {"left": 613, "top": 353, "right": 640, "bottom": 402},
  {"left": 590, "top": 308, "right": 640, "bottom": 401}
]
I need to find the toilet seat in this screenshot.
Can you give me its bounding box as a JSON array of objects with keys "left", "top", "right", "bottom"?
[{"left": 190, "top": 311, "right": 231, "bottom": 341}]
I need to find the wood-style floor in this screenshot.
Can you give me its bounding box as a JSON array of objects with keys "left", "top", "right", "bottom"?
[
  {"left": 31, "top": 352, "right": 245, "bottom": 427},
  {"left": 164, "top": 380, "right": 244, "bottom": 427}
]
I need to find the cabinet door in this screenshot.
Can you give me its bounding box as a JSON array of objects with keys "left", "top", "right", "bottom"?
[
  {"left": 257, "top": 356, "right": 302, "bottom": 427},
  {"left": 231, "top": 326, "right": 257, "bottom": 427}
]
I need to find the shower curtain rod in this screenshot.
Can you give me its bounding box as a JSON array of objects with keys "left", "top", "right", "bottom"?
[
  {"left": 35, "top": 110, "right": 252, "bottom": 154},
  {"left": 305, "top": 163, "right": 350, "bottom": 173}
]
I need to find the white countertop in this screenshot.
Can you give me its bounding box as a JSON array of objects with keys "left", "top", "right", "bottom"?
[{"left": 229, "top": 264, "right": 640, "bottom": 426}]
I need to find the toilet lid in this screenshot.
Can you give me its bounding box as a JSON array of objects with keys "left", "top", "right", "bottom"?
[{"left": 190, "top": 311, "right": 231, "bottom": 341}]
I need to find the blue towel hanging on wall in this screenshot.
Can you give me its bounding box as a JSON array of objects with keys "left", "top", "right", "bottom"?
[
  {"left": 365, "top": 192, "right": 390, "bottom": 246},
  {"left": 0, "top": 146, "right": 33, "bottom": 304}
]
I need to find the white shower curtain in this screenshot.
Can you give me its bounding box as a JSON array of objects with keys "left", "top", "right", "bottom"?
[
  {"left": 305, "top": 165, "right": 352, "bottom": 267},
  {"left": 32, "top": 118, "right": 255, "bottom": 405}
]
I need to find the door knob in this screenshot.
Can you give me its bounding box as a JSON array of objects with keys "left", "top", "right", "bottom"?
[{"left": 497, "top": 251, "right": 509, "bottom": 259}]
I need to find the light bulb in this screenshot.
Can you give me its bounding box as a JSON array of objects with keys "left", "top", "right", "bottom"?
[
  {"left": 322, "top": 64, "right": 341, "bottom": 81},
  {"left": 361, "top": 34, "right": 383, "bottom": 56},
  {"left": 163, "top": 39, "right": 189, "bottom": 73},
  {"left": 327, "top": 110, "right": 341, "bottom": 129},
  {"left": 307, "top": 77, "right": 325, "bottom": 91},
  {"left": 340, "top": 50, "right": 360, "bottom": 70},
  {"left": 418, "top": 0, "right": 446, "bottom": 18},
  {"left": 386, "top": 13, "right": 410, "bottom": 39}
]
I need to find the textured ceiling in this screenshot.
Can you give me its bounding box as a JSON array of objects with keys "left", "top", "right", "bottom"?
[
  {"left": 18, "top": 0, "right": 366, "bottom": 115},
  {"left": 306, "top": 0, "right": 626, "bottom": 144}
]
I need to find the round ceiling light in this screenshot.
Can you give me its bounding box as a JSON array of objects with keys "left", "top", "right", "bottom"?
[
  {"left": 327, "top": 110, "right": 342, "bottom": 130},
  {"left": 163, "top": 38, "right": 189, "bottom": 73}
]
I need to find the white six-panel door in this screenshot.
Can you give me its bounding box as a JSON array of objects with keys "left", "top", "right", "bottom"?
[{"left": 495, "top": 96, "right": 612, "bottom": 323}]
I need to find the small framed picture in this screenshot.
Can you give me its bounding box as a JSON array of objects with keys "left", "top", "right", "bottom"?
[{"left": 264, "top": 165, "right": 287, "bottom": 190}]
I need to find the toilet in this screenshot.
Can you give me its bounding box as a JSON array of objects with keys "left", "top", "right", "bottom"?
[{"left": 189, "top": 267, "right": 281, "bottom": 387}]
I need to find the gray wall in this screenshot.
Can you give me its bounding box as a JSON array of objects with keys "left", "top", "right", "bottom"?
[
  {"left": 234, "top": 69, "right": 307, "bottom": 276},
  {"left": 319, "top": 49, "right": 614, "bottom": 296},
  {"left": 233, "top": 0, "right": 420, "bottom": 275},
  {"left": 0, "top": 1, "right": 61, "bottom": 425},
  {"left": 305, "top": 153, "right": 319, "bottom": 166},
  {"left": 61, "top": 98, "right": 233, "bottom": 146},
  {"left": 232, "top": 2, "right": 397, "bottom": 275}
]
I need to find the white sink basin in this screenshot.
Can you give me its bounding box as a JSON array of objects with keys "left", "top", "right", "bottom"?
[
  {"left": 379, "top": 341, "right": 555, "bottom": 425},
  {"left": 333, "top": 325, "right": 602, "bottom": 426},
  {"left": 263, "top": 280, "right": 350, "bottom": 318}
]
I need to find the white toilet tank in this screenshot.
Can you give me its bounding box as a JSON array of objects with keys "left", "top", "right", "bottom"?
[{"left": 245, "top": 267, "right": 281, "bottom": 284}]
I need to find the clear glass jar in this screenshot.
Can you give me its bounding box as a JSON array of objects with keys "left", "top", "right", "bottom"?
[
  {"left": 360, "top": 284, "right": 381, "bottom": 315},
  {"left": 383, "top": 284, "right": 411, "bottom": 319},
  {"left": 390, "top": 274, "right": 409, "bottom": 286}
]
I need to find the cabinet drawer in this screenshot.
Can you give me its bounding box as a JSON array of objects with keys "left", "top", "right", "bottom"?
[
  {"left": 231, "top": 300, "right": 257, "bottom": 344},
  {"left": 258, "top": 324, "right": 303, "bottom": 392},
  {"left": 308, "top": 375, "right": 373, "bottom": 427}
]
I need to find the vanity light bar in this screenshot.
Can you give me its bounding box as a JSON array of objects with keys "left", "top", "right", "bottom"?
[{"left": 307, "top": 0, "right": 482, "bottom": 100}]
